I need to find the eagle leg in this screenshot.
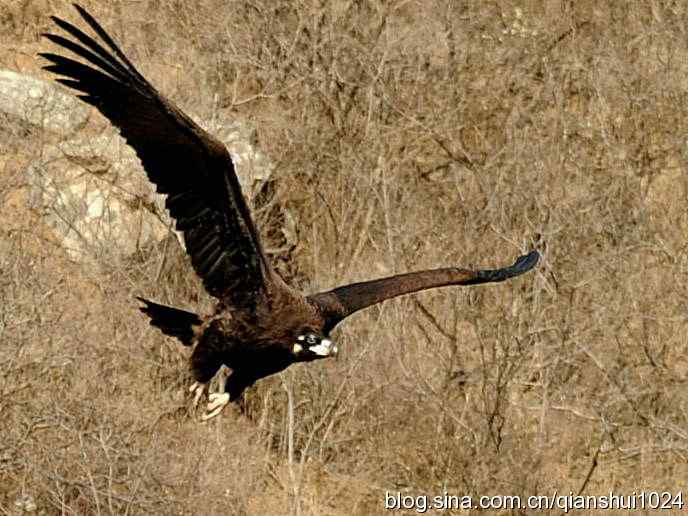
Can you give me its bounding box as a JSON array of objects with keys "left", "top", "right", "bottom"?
[{"left": 202, "top": 365, "right": 231, "bottom": 421}]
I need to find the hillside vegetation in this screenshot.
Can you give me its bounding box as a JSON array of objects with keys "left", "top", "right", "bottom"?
[{"left": 1, "top": 1, "right": 687, "bottom": 514}]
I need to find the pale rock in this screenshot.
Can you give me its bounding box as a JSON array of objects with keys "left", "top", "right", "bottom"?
[{"left": 0, "top": 69, "right": 89, "bottom": 135}]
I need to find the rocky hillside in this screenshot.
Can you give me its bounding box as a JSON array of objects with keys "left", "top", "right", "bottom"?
[{"left": 1, "top": 1, "right": 687, "bottom": 514}]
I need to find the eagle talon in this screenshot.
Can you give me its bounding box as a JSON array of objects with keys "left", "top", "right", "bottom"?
[
  {"left": 202, "top": 393, "right": 230, "bottom": 421},
  {"left": 189, "top": 381, "right": 207, "bottom": 408}
]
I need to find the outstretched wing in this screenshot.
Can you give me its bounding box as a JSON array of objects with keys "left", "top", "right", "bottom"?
[
  {"left": 39, "top": 4, "right": 271, "bottom": 308},
  {"left": 309, "top": 250, "right": 539, "bottom": 332}
]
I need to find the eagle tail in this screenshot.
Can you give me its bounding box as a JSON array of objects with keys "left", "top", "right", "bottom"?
[{"left": 136, "top": 297, "right": 202, "bottom": 346}]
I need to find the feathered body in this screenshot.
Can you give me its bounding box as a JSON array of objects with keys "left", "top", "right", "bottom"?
[
  {"left": 40, "top": 5, "right": 539, "bottom": 419},
  {"left": 141, "top": 281, "right": 328, "bottom": 401}
]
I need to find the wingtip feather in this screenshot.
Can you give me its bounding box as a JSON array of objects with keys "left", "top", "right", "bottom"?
[
  {"left": 513, "top": 249, "right": 540, "bottom": 273},
  {"left": 73, "top": 3, "right": 88, "bottom": 16},
  {"left": 135, "top": 296, "right": 152, "bottom": 314}
]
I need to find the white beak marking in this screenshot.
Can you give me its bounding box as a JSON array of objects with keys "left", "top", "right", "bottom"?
[
  {"left": 293, "top": 343, "right": 303, "bottom": 353},
  {"left": 309, "top": 338, "right": 334, "bottom": 356}
]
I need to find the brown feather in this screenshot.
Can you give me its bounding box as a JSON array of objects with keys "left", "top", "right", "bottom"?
[
  {"left": 40, "top": 5, "right": 539, "bottom": 410},
  {"left": 40, "top": 6, "right": 273, "bottom": 309},
  {"left": 309, "top": 251, "right": 540, "bottom": 332}
]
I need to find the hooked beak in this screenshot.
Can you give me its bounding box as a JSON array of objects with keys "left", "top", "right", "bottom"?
[{"left": 309, "top": 338, "right": 338, "bottom": 357}]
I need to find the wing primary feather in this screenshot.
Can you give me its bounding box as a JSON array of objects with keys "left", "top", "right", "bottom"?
[
  {"left": 194, "top": 235, "right": 222, "bottom": 264},
  {"left": 473, "top": 249, "right": 540, "bottom": 283},
  {"left": 40, "top": 56, "right": 122, "bottom": 100},
  {"left": 72, "top": 4, "right": 148, "bottom": 84},
  {"left": 42, "top": 32, "right": 129, "bottom": 84},
  {"left": 203, "top": 253, "right": 227, "bottom": 283},
  {"left": 54, "top": 78, "right": 87, "bottom": 91},
  {"left": 197, "top": 242, "right": 223, "bottom": 268},
  {"left": 166, "top": 192, "right": 213, "bottom": 226},
  {"left": 76, "top": 94, "right": 96, "bottom": 104},
  {"left": 45, "top": 16, "right": 135, "bottom": 80},
  {"left": 40, "top": 4, "right": 278, "bottom": 307},
  {"left": 186, "top": 226, "right": 218, "bottom": 252},
  {"left": 40, "top": 52, "right": 112, "bottom": 82},
  {"left": 310, "top": 250, "right": 540, "bottom": 332},
  {"left": 175, "top": 209, "right": 212, "bottom": 231}
]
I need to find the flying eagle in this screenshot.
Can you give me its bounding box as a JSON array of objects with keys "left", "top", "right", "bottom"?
[{"left": 40, "top": 5, "right": 540, "bottom": 420}]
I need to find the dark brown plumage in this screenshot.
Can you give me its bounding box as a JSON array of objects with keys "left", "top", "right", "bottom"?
[{"left": 40, "top": 5, "right": 540, "bottom": 419}]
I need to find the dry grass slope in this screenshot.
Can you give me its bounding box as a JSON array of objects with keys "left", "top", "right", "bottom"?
[{"left": 1, "top": 1, "right": 687, "bottom": 514}]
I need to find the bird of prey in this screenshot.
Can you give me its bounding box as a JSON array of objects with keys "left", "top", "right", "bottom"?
[{"left": 40, "top": 4, "right": 539, "bottom": 420}]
